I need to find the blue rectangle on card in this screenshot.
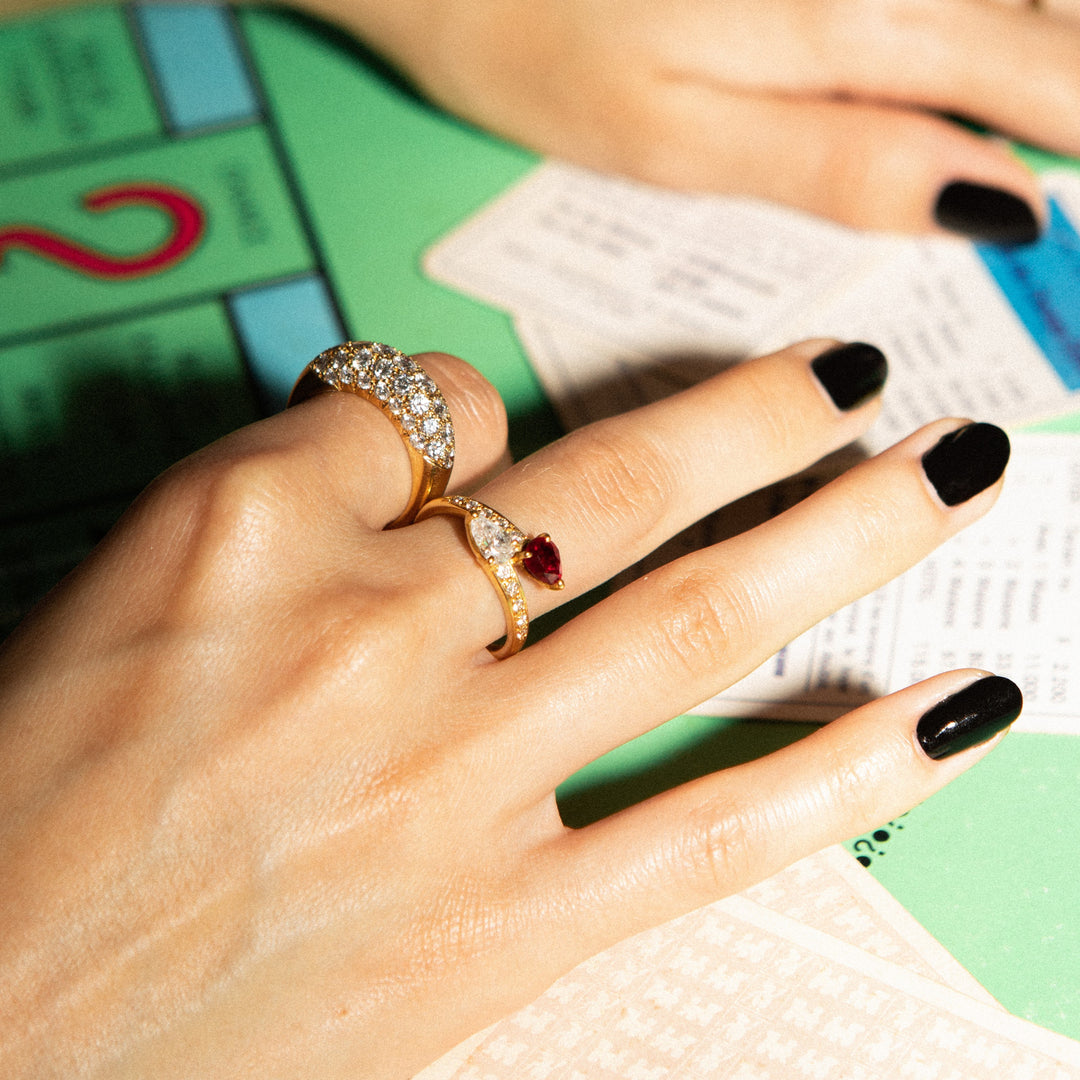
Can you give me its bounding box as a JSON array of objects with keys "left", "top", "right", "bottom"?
[
  {"left": 977, "top": 199, "right": 1080, "bottom": 392},
  {"left": 132, "top": 3, "right": 259, "bottom": 132},
  {"left": 229, "top": 274, "right": 345, "bottom": 409}
]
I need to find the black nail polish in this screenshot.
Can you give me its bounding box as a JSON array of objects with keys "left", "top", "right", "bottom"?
[
  {"left": 934, "top": 182, "right": 1040, "bottom": 245},
  {"left": 921, "top": 423, "right": 1010, "bottom": 507},
  {"left": 917, "top": 675, "right": 1022, "bottom": 760},
  {"left": 811, "top": 342, "right": 888, "bottom": 411}
]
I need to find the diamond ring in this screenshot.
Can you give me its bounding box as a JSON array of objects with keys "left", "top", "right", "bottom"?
[
  {"left": 288, "top": 341, "right": 455, "bottom": 528},
  {"left": 416, "top": 496, "right": 563, "bottom": 658}
]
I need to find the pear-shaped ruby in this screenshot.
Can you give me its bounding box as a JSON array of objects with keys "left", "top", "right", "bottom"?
[{"left": 521, "top": 534, "right": 563, "bottom": 588}]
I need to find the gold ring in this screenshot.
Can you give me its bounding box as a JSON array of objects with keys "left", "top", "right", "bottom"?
[
  {"left": 288, "top": 341, "right": 454, "bottom": 528},
  {"left": 417, "top": 496, "right": 564, "bottom": 658}
]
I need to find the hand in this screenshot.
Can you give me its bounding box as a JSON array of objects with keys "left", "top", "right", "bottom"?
[
  {"left": 0, "top": 340, "right": 1019, "bottom": 1078},
  {"left": 314, "top": 0, "right": 1080, "bottom": 238}
]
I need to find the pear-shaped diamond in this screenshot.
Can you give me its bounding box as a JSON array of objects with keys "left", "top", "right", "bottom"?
[{"left": 469, "top": 515, "right": 519, "bottom": 562}]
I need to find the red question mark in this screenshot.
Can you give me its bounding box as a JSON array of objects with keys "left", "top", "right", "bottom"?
[{"left": 0, "top": 182, "right": 205, "bottom": 280}]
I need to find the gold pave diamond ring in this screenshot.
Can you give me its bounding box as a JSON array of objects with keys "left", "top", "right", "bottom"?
[
  {"left": 288, "top": 341, "right": 454, "bottom": 528},
  {"left": 416, "top": 496, "right": 563, "bottom": 658}
]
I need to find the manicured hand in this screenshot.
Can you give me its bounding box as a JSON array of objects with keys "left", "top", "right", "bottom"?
[
  {"left": 324, "top": 0, "right": 1080, "bottom": 239},
  {"left": 0, "top": 340, "right": 1019, "bottom": 1078}
]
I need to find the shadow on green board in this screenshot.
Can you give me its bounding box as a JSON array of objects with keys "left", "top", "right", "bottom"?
[
  {"left": 261, "top": 8, "right": 511, "bottom": 154},
  {"left": 558, "top": 715, "right": 815, "bottom": 828},
  {"left": 258, "top": 9, "right": 428, "bottom": 107},
  {"left": 0, "top": 357, "right": 259, "bottom": 637}
]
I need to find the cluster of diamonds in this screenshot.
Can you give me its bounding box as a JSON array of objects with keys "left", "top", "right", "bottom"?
[
  {"left": 444, "top": 495, "right": 529, "bottom": 636},
  {"left": 310, "top": 341, "right": 454, "bottom": 469}
]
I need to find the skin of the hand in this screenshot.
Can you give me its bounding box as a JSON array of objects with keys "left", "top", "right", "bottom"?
[
  {"left": 0, "top": 340, "right": 1013, "bottom": 1078},
  {"left": 297, "top": 0, "right": 1080, "bottom": 232}
]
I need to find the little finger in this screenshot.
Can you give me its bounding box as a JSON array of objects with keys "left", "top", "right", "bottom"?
[{"left": 546, "top": 670, "right": 1021, "bottom": 953}]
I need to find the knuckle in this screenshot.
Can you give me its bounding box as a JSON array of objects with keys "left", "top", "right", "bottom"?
[
  {"left": 839, "top": 482, "right": 917, "bottom": 565},
  {"left": 805, "top": 124, "right": 907, "bottom": 226},
  {"left": 817, "top": 741, "right": 883, "bottom": 834},
  {"left": 735, "top": 361, "right": 819, "bottom": 462},
  {"left": 133, "top": 446, "right": 311, "bottom": 624},
  {"left": 301, "top": 569, "right": 444, "bottom": 686},
  {"left": 816, "top": 727, "right": 917, "bottom": 835},
  {"left": 410, "top": 870, "right": 521, "bottom": 974},
  {"left": 298, "top": 581, "right": 398, "bottom": 670},
  {"left": 645, "top": 562, "right": 760, "bottom": 679},
  {"left": 180, "top": 449, "right": 296, "bottom": 556},
  {"left": 676, "top": 794, "right": 763, "bottom": 900}
]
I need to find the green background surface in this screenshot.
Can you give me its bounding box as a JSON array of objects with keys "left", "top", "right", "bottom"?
[
  {"left": 0, "top": 303, "right": 256, "bottom": 520},
  {"left": 0, "top": 4, "right": 158, "bottom": 165},
  {"left": 0, "top": 126, "right": 314, "bottom": 338},
  {"left": 2, "top": 1, "right": 1078, "bottom": 1045}
]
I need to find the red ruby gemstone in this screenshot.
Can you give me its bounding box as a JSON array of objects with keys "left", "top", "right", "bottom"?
[{"left": 521, "top": 534, "right": 562, "bottom": 587}]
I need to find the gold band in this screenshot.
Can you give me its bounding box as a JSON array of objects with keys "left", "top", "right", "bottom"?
[
  {"left": 417, "top": 496, "right": 563, "bottom": 659},
  {"left": 288, "top": 342, "right": 454, "bottom": 528}
]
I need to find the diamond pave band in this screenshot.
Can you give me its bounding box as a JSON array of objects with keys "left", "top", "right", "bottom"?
[
  {"left": 288, "top": 341, "right": 455, "bottom": 528},
  {"left": 416, "top": 496, "right": 563, "bottom": 659}
]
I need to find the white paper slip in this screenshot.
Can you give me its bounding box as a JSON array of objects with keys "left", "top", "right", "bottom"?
[
  {"left": 418, "top": 889, "right": 1079, "bottom": 1080},
  {"left": 695, "top": 432, "right": 1080, "bottom": 732},
  {"left": 416, "top": 846, "right": 1002, "bottom": 1080},
  {"left": 756, "top": 172, "right": 1080, "bottom": 452},
  {"left": 426, "top": 162, "right": 1080, "bottom": 444},
  {"left": 741, "top": 847, "right": 997, "bottom": 1006},
  {"left": 424, "top": 161, "right": 883, "bottom": 358}
]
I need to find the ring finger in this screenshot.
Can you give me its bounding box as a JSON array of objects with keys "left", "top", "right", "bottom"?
[{"left": 408, "top": 338, "right": 888, "bottom": 658}]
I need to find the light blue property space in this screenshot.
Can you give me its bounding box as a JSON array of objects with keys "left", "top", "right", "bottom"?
[
  {"left": 977, "top": 198, "right": 1080, "bottom": 393},
  {"left": 228, "top": 272, "right": 345, "bottom": 408},
  {"left": 130, "top": 2, "right": 259, "bottom": 133}
]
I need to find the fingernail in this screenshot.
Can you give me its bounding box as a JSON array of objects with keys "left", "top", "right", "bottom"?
[
  {"left": 811, "top": 342, "right": 889, "bottom": 411},
  {"left": 933, "top": 181, "right": 1040, "bottom": 245},
  {"left": 917, "top": 675, "right": 1022, "bottom": 760},
  {"left": 921, "top": 422, "right": 1010, "bottom": 506}
]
